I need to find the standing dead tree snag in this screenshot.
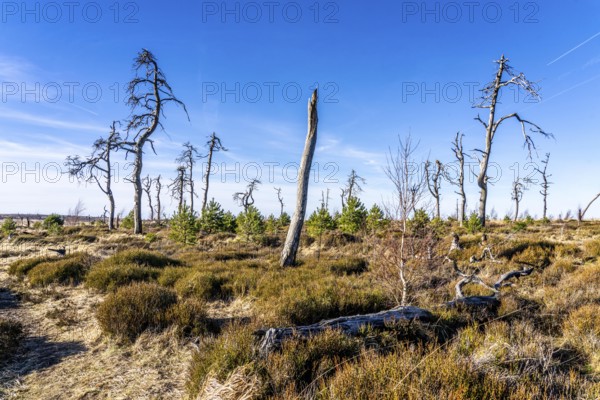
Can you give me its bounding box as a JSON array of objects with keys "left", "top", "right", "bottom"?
[
  {"left": 119, "top": 49, "right": 188, "bottom": 234},
  {"left": 65, "top": 121, "right": 120, "bottom": 230},
  {"left": 142, "top": 175, "right": 154, "bottom": 220},
  {"left": 177, "top": 142, "right": 202, "bottom": 214},
  {"left": 535, "top": 153, "right": 552, "bottom": 220},
  {"left": 425, "top": 160, "right": 443, "bottom": 219},
  {"left": 169, "top": 166, "right": 188, "bottom": 212},
  {"left": 473, "top": 55, "right": 552, "bottom": 227},
  {"left": 201, "top": 133, "right": 227, "bottom": 213},
  {"left": 578, "top": 192, "right": 600, "bottom": 223},
  {"left": 154, "top": 175, "right": 163, "bottom": 222},
  {"left": 274, "top": 187, "right": 284, "bottom": 217},
  {"left": 341, "top": 169, "right": 366, "bottom": 207},
  {"left": 233, "top": 179, "right": 261, "bottom": 212},
  {"left": 511, "top": 177, "right": 527, "bottom": 221},
  {"left": 281, "top": 89, "right": 319, "bottom": 267},
  {"left": 449, "top": 132, "right": 466, "bottom": 225}
]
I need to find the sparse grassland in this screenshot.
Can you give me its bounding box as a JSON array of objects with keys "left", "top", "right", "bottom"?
[{"left": 1, "top": 221, "right": 599, "bottom": 399}]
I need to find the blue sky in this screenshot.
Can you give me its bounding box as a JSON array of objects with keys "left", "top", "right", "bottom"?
[{"left": 1, "top": 0, "right": 600, "bottom": 219}]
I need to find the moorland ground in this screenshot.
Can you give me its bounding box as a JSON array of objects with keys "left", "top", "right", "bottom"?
[{"left": 0, "top": 219, "right": 599, "bottom": 399}]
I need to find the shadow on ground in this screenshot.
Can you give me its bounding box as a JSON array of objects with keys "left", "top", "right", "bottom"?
[{"left": 8, "top": 336, "right": 87, "bottom": 376}]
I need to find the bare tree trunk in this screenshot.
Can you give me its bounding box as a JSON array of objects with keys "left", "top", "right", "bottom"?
[
  {"left": 477, "top": 60, "right": 504, "bottom": 227},
  {"left": 281, "top": 89, "right": 318, "bottom": 267},
  {"left": 201, "top": 133, "right": 226, "bottom": 213},
  {"left": 451, "top": 132, "right": 466, "bottom": 225},
  {"left": 202, "top": 148, "right": 213, "bottom": 213},
  {"left": 108, "top": 194, "right": 115, "bottom": 230},
  {"left": 143, "top": 176, "right": 154, "bottom": 221},
  {"left": 474, "top": 55, "right": 551, "bottom": 227},
  {"left": 105, "top": 139, "right": 116, "bottom": 230},
  {"left": 155, "top": 175, "right": 162, "bottom": 223},
  {"left": 255, "top": 305, "right": 432, "bottom": 355},
  {"left": 579, "top": 192, "right": 600, "bottom": 223},
  {"left": 275, "top": 187, "right": 284, "bottom": 217},
  {"left": 426, "top": 160, "right": 442, "bottom": 219},
  {"left": 133, "top": 147, "right": 144, "bottom": 234}
]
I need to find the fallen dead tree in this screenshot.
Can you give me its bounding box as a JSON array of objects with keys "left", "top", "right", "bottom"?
[
  {"left": 256, "top": 236, "right": 536, "bottom": 354},
  {"left": 445, "top": 257, "right": 533, "bottom": 309},
  {"left": 254, "top": 306, "right": 433, "bottom": 355}
]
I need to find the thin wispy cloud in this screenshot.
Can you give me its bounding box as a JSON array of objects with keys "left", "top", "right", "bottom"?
[
  {"left": 0, "top": 55, "right": 35, "bottom": 81},
  {"left": 547, "top": 30, "right": 600, "bottom": 66},
  {"left": 0, "top": 109, "right": 105, "bottom": 133}
]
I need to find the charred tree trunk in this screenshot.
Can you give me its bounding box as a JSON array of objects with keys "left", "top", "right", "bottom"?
[{"left": 281, "top": 89, "right": 319, "bottom": 267}]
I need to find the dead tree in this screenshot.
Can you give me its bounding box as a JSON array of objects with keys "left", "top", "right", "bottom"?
[
  {"left": 274, "top": 187, "right": 284, "bottom": 217},
  {"left": 535, "top": 153, "right": 552, "bottom": 220},
  {"left": 154, "top": 175, "right": 163, "bottom": 223},
  {"left": 446, "top": 258, "right": 533, "bottom": 309},
  {"left": 177, "top": 142, "right": 202, "bottom": 214},
  {"left": 119, "top": 49, "right": 188, "bottom": 234},
  {"left": 473, "top": 55, "right": 552, "bottom": 226},
  {"left": 578, "top": 192, "right": 600, "bottom": 223},
  {"left": 255, "top": 306, "right": 433, "bottom": 355},
  {"left": 449, "top": 132, "right": 466, "bottom": 225},
  {"left": 341, "top": 169, "right": 366, "bottom": 207},
  {"left": 425, "top": 160, "right": 443, "bottom": 219},
  {"left": 169, "top": 166, "right": 188, "bottom": 212},
  {"left": 233, "top": 179, "right": 261, "bottom": 212},
  {"left": 65, "top": 121, "right": 120, "bottom": 230},
  {"left": 142, "top": 175, "right": 154, "bottom": 220},
  {"left": 281, "top": 89, "right": 319, "bottom": 267},
  {"left": 201, "top": 133, "right": 227, "bottom": 212},
  {"left": 511, "top": 177, "right": 527, "bottom": 221},
  {"left": 379, "top": 135, "right": 427, "bottom": 306},
  {"left": 67, "top": 199, "right": 86, "bottom": 225}
]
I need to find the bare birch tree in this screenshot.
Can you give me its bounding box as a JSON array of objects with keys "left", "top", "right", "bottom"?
[
  {"left": 281, "top": 89, "right": 318, "bottom": 267},
  {"left": 65, "top": 121, "right": 120, "bottom": 230},
  {"left": 119, "top": 49, "right": 188, "bottom": 234},
  {"left": 473, "top": 55, "right": 552, "bottom": 226},
  {"left": 377, "top": 135, "right": 426, "bottom": 306},
  {"left": 201, "top": 133, "right": 227, "bottom": 212}
]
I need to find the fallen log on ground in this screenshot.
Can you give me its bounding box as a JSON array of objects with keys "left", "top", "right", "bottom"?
[
  {"left": 255, "top": 257, "right": 536, "bottom": 354},
  {"left": 254, "top": 306, "right": 433, "bottom": 355}
]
